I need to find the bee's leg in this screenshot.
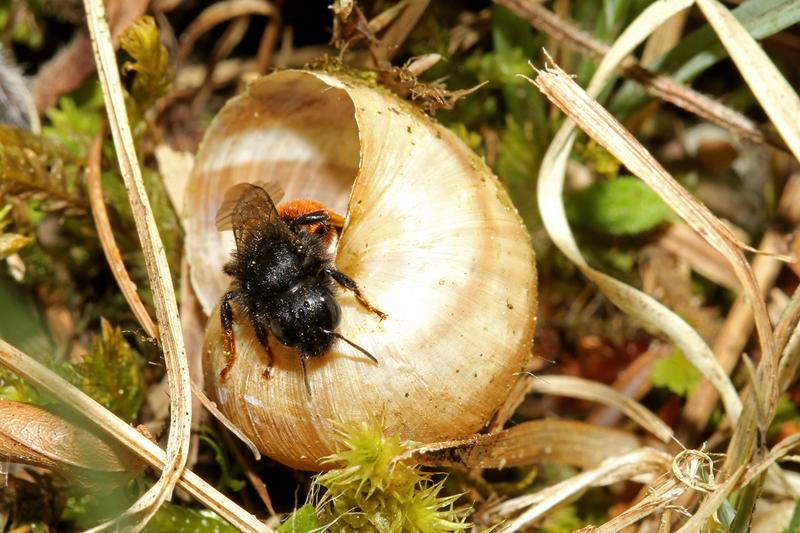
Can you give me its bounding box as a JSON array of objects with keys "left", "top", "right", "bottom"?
[
  {"left": 324, "top": 268, "right": 387, "bottom": 320},
  {"left": 252, "top": 320, "right": 275, "bottom": 379},
  {"left": 219, "top": 291, "right": 238, "bottom": 382},
  {"left": 300, "top": 354, "right": 312, "bottom": 396},
  {"left": 288, "top": 210, "right": 329, "bottom": 231}
]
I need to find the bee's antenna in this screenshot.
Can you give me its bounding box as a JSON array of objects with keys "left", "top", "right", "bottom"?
[{"left": 321, "top": 329, "right": 379, "bottom": 364}]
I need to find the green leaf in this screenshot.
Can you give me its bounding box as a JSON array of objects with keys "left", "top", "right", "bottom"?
[
  {"left": 61, "top": 318, "right": 143, "bottom": 422},
  {"left": 198, "top": 433, "right": 245, "bottom": 493},
  {"left": 782, "top": 499, "right": 800, "bottom": 533},
  {"left": 63, "top": 488, "right": 235, "bottom": 532},
  {"left": 277, "top": 504, "right": 321, "bottom": 533},
  {"left": 119, "top": 16, "right": 172, "bottom": 117},
  {"left": 565, "top": 177, "right": 672, "bottom": 235},
  {"left": 610, "top": 0, "right": 800, "bottom": 119},
  {"left": 650, "top": 348, "right": 701, "bottom": 397},
  {"left": 0, "top": 274, "right": 55, "bottom": 363},
  {"left": 143, "top": 503, "right": 237, "bottom": 533}
]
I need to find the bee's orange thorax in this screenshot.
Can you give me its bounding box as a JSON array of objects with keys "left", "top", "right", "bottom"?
[{"left": 278, "top": 199, "right": 345, "bottom": 242}]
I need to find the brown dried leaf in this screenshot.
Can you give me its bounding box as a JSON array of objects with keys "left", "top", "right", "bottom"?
[
  {"left": 0, "top": 399, "right": 139, "bottom": 474},
  {"left": 400, "top": 419, "right": 641, "bottom": 470}
]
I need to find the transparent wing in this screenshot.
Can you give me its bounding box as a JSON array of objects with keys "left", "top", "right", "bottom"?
[
  {"left": 215, "top": 181, "right": 286, "bottom": 232},
  {"left": 215, "top": 183, "right": 293, "bottom": 250}
]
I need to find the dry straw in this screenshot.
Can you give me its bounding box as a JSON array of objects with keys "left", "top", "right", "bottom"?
[{"left": 82, "top": 0, "right": 192, "bottom": 528}]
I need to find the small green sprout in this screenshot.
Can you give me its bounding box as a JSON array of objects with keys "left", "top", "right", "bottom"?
[{"left": 309, "top": 418, "right": 471, "bottom": 533}]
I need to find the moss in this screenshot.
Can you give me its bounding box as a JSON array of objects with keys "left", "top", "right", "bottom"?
[{"left": 312, "top": 418, "right": 471, "bottom": 532}]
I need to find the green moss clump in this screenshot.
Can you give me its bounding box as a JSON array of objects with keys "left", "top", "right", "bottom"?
[{"left": 312, "top": 419, "right": 471, "bottom": 533}]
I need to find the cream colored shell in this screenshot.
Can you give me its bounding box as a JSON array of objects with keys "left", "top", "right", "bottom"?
[{"left": 185, "top": 70, "right": 537, "bottom": 470}]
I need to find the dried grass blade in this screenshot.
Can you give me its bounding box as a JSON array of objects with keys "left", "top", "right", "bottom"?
[
  {"left": 695, "top": 0, "right": 800, "bottom": 163},
  {"left": 491, "top": 447, "right": 671, "bottom": 520},
  {"left": 740, "top": 434, "right": 800, "bottom": 489},
  {"left": 401, "top": 419, "right": 641, "bottom": 470},
  {"left": 82, "top": 0, "right": 192, "bottom": 529},
  {"left": 528, "top": 375, "right": 673, "bottom": 443},
  {"left": 189, "top": 380, "right": 261, "bottom": 460},
  {"left": 777, "top": 226, "right": 800, "bottom": 389},
  {"left": 532, "top": 61, "right": 760, "bottom": 424},
  {"left": 681, "top": 231, "right": 784, "bottom": 438},
  {"left": 531, "top": 62, "right": 773, "bottom": 373},
  {"left": 592, "top": 478, "right": 686, "bottom": 533},
  {"left": 372, "top": 0, "right": 430, "bottom": 64},
  {"left": 779, "top": 306, "right": 800, "bottom": 391},
  {"left": 0, "top": 338, "right": 270, "bottom": 532},
  {"left": 91, "top": 135, "right": 257, "bottom": 463},
  {"left": 530, "top": 0, "right": 742, "bottom": 426},
  {"left": 536, "top": 124, "right": 741, "bottom": 424},
  {"left": 176, "top": 0, "right": 276, "bottom": 63},
  {"left": 496, "top": 448, "right": 671, "bottom": 532},
  {"left": 675, "top": 462, "right": 747, "bottom": 533},
  {"left": 87, "top": 130, "right": 159, "bottom": 342},
  {"left": 493, "top": 0, "right": 778, "bottom": 148},
  {"left": 658, "top": 223, "right": 739, "bottom": 291}
]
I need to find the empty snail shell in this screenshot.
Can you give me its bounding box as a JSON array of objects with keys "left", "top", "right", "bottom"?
[{"left": 185, "top": 70, "right": 537, "bottom": 470}]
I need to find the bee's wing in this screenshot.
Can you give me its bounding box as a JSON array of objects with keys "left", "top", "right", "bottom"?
[
  {"left": 216, "top": 183, "right": 293, "bottom": 250},
  {"left": 215, "top": 181, "right": 285, "bottom": 232}
]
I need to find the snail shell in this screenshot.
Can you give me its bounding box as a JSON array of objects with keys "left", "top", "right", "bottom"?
[{"left": 185, "top": 70, "right": 537, "bottom": 470}]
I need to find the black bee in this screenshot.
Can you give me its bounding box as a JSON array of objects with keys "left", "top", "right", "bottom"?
[{"left": 216, "top": 182, "right": 386, "bottom": 393}]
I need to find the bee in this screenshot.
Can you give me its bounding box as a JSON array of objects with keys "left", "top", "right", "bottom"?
[{"left": 215, "top": 182, "right": 386, "bottom": 393}]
